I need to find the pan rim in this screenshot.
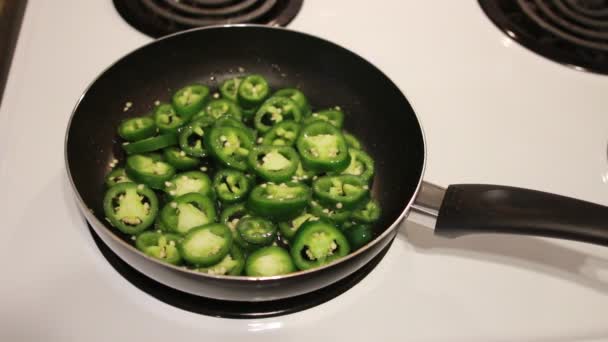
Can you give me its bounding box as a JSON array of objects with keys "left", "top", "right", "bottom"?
[{"left": 63, "top": 23, "right": 427, "bottom": 283}]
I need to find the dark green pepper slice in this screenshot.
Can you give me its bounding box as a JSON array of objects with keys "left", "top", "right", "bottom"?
[
  {"left": 279, "top": 212, "right": 318, "bottom": 241},
  {"left": 274, "top": 88, "right": 311, "bottom": 117},
  {"left": 104, "top": 167, "right": 132, "bottom": 187},
  {"left": 160, "top": 193, "right": 217, "bottom": 235},
  {"left": 296, "top": 121, "right": 350, "bottom": 173},
  {"left": 118, "top": 116, "right": 157, "bottom": 142},
  {"left": 220, "top": 203, "right": 251, "bottom": 238},
  {"left": 261, "top": 120, "right": 300, "bottom": 147},
  {"left": 122, "top": 133, "right": 178, "bottom": 155},
  {"left": 203, "top": 99, "right": 242, "bottom": 121},
  {"left": 237, "top": 217, "right": 276, "bottom": 246},
  {"left": 338, "top": 149, "right": 375, "bottom": 183},
  {"left": 309, "top": 200, "right": 352, "bottom": 224},
  {"left": 103, "top": 182, "right": 158, "bottom": 235},
  {"left": 163, "top": 147, "right": 200, "bottom": 171},
  {"left": 205, "top": 125, "right": 253, "bottom": 171},
  {"left": 351, "top": 198, "right": 381, "bottom": 223},
  {"left": 171, "top": 84, "right": 209, "bottom": 121},
  {"left": 341, "top": 223, "right": 373, "bottom": 250},
  {"left": 343, "top": 132, "right": 362, "bottom": 150},
  {"left": 302, "top": 108, "right": 344, "bottom": 129},
  {"left": 154, "top": 103, "right": 185, "bottom": 135},
  {"left": 253, "top": 96, "right": 302, "bottom": 133},
  {"left": 237, "top": 74, "right": 270, "bottom": 109},
  {"left": 245, "top": 246, "right": 296, "bottom": 277},
  {"left": 220, "top": 77, "right": 242, "bottom": 103},
  {"left": 198, "top": 244, "right": 245, "bottom": 276},
  {"left": 135, "top": 231, "right": 182, "bottom": 265},
  {"left": 164, "top": 171, "right": 213, "bottom": 199},
  {"left": 247, "top": 182, "right": 311, "bottom": 221},
  {"left": 247, "top": 146, "right": 299, "bottom": 183},
  {"left": 214, "top": 116, "right": 257, "bottom": 142},
  {"left": 178, "top": 223, "right": 232, "bottom": 266},
  {"left": 125, "top": 154, "right": 176, "bottom": 190},
  {"left": 178, "top": 116, "right": 215, "bottom": 158},
  {"left": 242, "top": 107, "right": 257, "bottom": 121},
  {"left": 312, "top": 175, "right": 369, "bottom": 210},
  {"left": 290, "top": 220, "right": 350, "bottom": 270},
  {"left": 213, "top": 169, "right": 250, "bottom": 204}
]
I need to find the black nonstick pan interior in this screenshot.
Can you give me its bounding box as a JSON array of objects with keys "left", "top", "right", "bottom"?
[{"left": 66, "top": 25, "right": 425, "bottom": 261}]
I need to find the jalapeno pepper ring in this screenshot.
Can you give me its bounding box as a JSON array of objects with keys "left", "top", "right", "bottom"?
[
  {"left": 247, "top": 146, "right": 300, "bottom": 183},
  {"left": 312, "top": 174, "right": 369, "bottom": 210},
  {"left": 247, "top": 181, "right": 311, "bottom": 221},
  {"left": 172, "top": 84, "right": 210, "bottom": 121},
  {"left": 290, "top": 220, "right": 350, "bottom": 270},
  {"left": 103, "top": 182, "right": 159, "bottom": 235},
  {"left": 296, "top": 121, "right": 350, "bottom": 173},
  {"left": 160, "top": 193, "right": 217, "bottom": 235},
  {"left": 254, "top": 96, "right": 302, "bottom": 133},
  {"left": 178, "top": 223, "right": 233, "bottom": 267}
]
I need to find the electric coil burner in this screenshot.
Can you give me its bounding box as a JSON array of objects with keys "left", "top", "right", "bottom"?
[
  {"left": 114, "top": 0, "right": 303, "bottom": 38},
  {"left": 479, "top": 0, "right": 608, "bottom": 74},
  {"left": 89, "top": 226, "right": 392, "bottom": 318}
]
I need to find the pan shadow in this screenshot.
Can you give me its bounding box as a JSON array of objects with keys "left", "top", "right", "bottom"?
[{"left": 399, "top": 221, "right": 608, "bottom": 295}]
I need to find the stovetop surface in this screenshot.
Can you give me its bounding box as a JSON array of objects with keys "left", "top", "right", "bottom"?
[{"left": 2, "top": 1, "right": 608, "bottom": 341}]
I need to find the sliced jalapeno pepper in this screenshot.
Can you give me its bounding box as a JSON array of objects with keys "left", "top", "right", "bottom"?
[
  {"left": 312, "top": 175, "right": 369, "bottom": 210},
  {"left": 164, "top": 171, "right": 213, "bottom": 199},
  {"left": 125, "top": 154, "right": 176, "bottom": 190},
  {"left": 104, "top": 167, "right": 132, "bottom": 187},
  {"left": 163, "top": 147, "right": 200, "bottom": 171},
  {"left": 214, "top": 116, "right": 257, "bottom": 142},
  {"left": 205, "top": 125, "right": 253, "bottom": 171},
  {"left": 302, "top": 108, "right": 344, "bottom": 129},
  {"left": 261, "top": 120, "right": 300, "bottom": 147},
  {"left": 198, "top": 244, "right": 245, "bottom": 276},
  {"left": 122, "top": 133, "right": 178, "bottom": 155},
  {"left": 279, "top": 212, "right": 318, "bottom": 241},
  {"left": 154, "top": 103, "right": 185, "bottom": 135},
  {"left": 171, "top": 84, "right": 210, "bottom": 121},
  {"left": 237, "top": 74, "right": 270, "bottom": 109},
  {"left": 296, "top": 121, "right": 350, "bottom": 173},
  {"left": 178, "top": 116, "right": 214, "bottom": 158},
  {"left": 290, "top": 220, "right": 350, "bottom": 270},
  {"left": 160, "top": 193, "right": 217, "bottom": 235},
  {"left": 237, "top": 217, "right": 276, "bottom": 247},
  {"left": 213, "top": 169, "right": 250, "bottom": 203},
  {"left": 309, "top": 199, "right": 352, "bottom": 224},
  {"left": 203, "top": 99, "right": 242, "bottom": 121},
  {"left": 247, "top": 182, "right": 311, "bottom": 221},
  {"left": 242, "top": 107, "right": 257, "bottom": 121},
  {"left": 245, "top": 246, "right": 295, "bottom": 277},
  {"left": 135, "top": 231, "right": 182, "bottom": 265},
  {"left": 220, "top": 77, "right": 242, "bottom": 103},
  {"left": 274, "top": 88, "right": 311, "bottom": 117},
  {"left": 343, "top": 131, "right": 362, "bottom": 150},
  {"left": 220, "top": 203, "right": 251, "bottom": 237},
  {"left": 351, "top": 198, "right": 381, "bottom": 223},
  {"left": 341, "top": 223, "right": 373, "bottom": 250},
  {"left": 178, "top": 223, "right": 233, "bottom": 266},
  {"left": 247, "top": 146, "right": 299, "bottom": 183},
  {"left": 337, "top": 149, "right": 375, "bottom": 183},
  {"left": 118, "top": 116, "right": 157, "bottom": 142},
  {"left": 253, "top": 96, "right": 302, "bottom": 133},
  {"left": 103, "top": 182, "right": 159, "bottom": 235}
]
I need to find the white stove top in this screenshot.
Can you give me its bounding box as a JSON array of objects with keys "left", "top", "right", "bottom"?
[{"left": 2, "top": 1, "right": 608, "bottom": 341}]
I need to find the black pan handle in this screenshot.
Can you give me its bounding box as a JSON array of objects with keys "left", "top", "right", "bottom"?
[{"left": 431, "top": 184, "right": 608, "bottom": 247}]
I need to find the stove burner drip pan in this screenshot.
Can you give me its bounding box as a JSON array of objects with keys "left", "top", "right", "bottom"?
[
  {"left": 114, "top": 0, "right": 303, "bottom": 38},
  {"left": 480, "top": 0, "right": 608, "bottom": 74}
]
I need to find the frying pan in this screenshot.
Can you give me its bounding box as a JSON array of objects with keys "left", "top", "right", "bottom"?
[{"left": 65, "top": 25, "right": 608, "bottom": 302}]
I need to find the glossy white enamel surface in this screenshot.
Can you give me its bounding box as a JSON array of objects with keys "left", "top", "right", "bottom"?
[{"left": 2, "top": 1, "right": 608, "bottom": 341}]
